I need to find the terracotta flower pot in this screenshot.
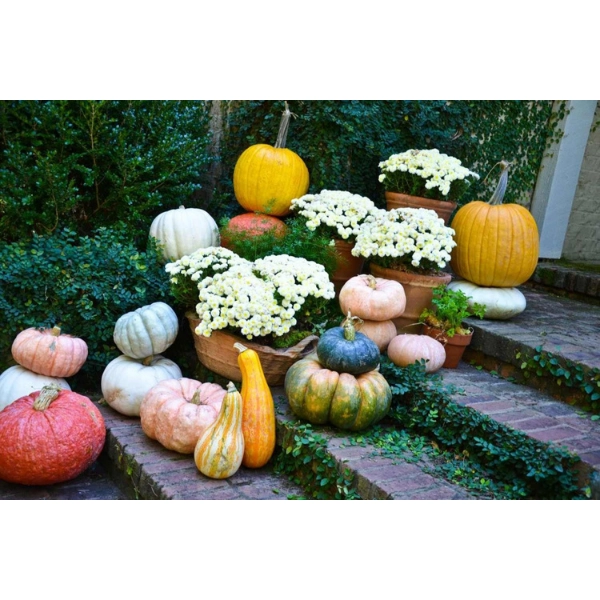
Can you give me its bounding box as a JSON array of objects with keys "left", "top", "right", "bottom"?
[
  {"left": 331, "top": 239, "right": 364, "bottom": 295},
  {"left": 385, "top": 191, "right": 457, "bottom": 225},
  {"left": 186, "top": 313, "right": 318, "bottom": 386},
  {"left": 422, "top": 324, "right": 473, "bottom": 369},
  {"left": 369, "top": 264, "right": 452, "bottom": 335}
]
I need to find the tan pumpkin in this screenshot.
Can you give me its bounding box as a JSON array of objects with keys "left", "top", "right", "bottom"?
[
  {"left": 101, "top": 354, "right": 182, "bottom": 417},
  {"left": 140, "top": 378, "right": 226, "bottom": 454},
  {"left": 339, "top": 274, "right": 406, "bottom": 321},
  {"left": 232, "top": 102, "right": 309, "bottom": 217},
  {"left": 450, "top": 161, "right": 540, "bottom": 287},
  {"left": 0, "top": 365, "right": 70, "bottom": 413},
  {"left": 194, "top": 381, "right": 245, "bottom": 479},
  {"left": 150, "top": 205, "right": 220, "bottom": 263},
  {"left": 387, "top": 334, "right": 446, "bottom": 373},
  {"left": 353, "top": 318, "right": 397, "bottom": 352}
]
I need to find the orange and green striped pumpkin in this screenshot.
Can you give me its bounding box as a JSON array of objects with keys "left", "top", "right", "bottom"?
[
  {"left": 284, "top": 353, "right": 392, "bottom": 431},
  {"left": 194, "top": 381, "right": 244, "bottom": 479},
  {"left": 232, "top": 102, "right": 309, "bottom": 217},
  {"left": 450, "top": 161, "right": 539, "bottom": 288}
]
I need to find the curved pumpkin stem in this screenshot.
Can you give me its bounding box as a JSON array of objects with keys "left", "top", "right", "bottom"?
[
  {"left": 342, "top": 311, "right": 363, "bottom": 341},
  {"left": 488, "top": 160, "right": 511, "bottom": 206},
  {"left": 33, "top": 384, "right": 62, "bottom": 411},
  {"left": 233, "top": 342, "right": 248, "bottom": 354},
  {"left": 274, "top": 101, "right": 296, "bottom": 149}
]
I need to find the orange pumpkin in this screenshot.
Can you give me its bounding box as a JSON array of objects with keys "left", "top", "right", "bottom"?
[
  {"left": 235, "top": 342, "right": 276, "bottom": 469},
  {"left": 232, "top": 102, "right": 309, "bottom": 217},
  {"left": 220, "top": 213, "right": 287, "bottom": 249},
  {"left": 353, "top": 318, "right": 397, "bottom": 352},
  {"left": 140, "top": 378, "right": 226, "bottom": 454},
  {"left": 11, "top": 326, "right": 88, "bottom": 378},
  {"left": 450, "top": 161, "right": 540, "bottom": 287},
  {"left": 339, "top": 274, "right": 406, "bottom": 321}
]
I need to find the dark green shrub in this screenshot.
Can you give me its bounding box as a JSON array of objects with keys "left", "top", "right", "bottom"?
[
  {"left": 0, "top": 100, "right": 213, "bottom": 244},
  {"left": 0, "top": 227, "right": 171, "bottom": 387}
]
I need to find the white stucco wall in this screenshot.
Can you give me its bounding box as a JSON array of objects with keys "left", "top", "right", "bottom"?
[{"left": 562, "top": 102, "right": 600, "bottom": 263}]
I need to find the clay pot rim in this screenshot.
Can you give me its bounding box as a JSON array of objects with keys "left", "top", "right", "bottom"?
[{"left": 385, "top": 191, "right": 457, "bottom": 206}]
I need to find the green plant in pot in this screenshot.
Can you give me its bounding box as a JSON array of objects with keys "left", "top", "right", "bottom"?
[{"left": 419, "top": 284, "right": 485, "bottom": 368}]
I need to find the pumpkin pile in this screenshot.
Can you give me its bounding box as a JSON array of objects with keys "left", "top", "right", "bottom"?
[
  {"left": 101, "top": 302, "right": 183, "bottom": 417},
  {"left": 449, "top": 161, "right": 537, "bottom": 319}
]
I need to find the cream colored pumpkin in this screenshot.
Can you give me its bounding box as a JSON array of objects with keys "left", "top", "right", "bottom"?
[
  {"left": 352, "top": 319, "right": 397, "bottom": 352},
  {"left": 448, "top": 280, "right": 526, "bottom": 320},
  {"left": 0, "top": 365, "right": 70, "bottom": 413},
  {"left": 339, "top": 274, "right": 406, "bottom": 321},
  {"left": 387, "top": 334, "right": 446, "bottom": 373},
  {"left": 113, "top": 302, "right": 179, "bottom": 359},
  {"left": 101, "top": 354, "right": 182, "bottom": 417},
  {"left": 140, "top": 378, "right": 225, "bottom": 454},
  {"left": 150, "top": 205, "right": 220, "bottom": 262}
]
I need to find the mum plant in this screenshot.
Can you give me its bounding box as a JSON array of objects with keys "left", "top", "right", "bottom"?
[
  {"left": 378, "top": 149, "right": 479, "bottom": 201},
  {"left": 290, "top": 189, "right": 378, "bottom": 242},
  {"left": 166, "top": 249, "right": 336, "bottom": 347},
  {"left": 352, "top": 207, "right": 457, "bottom": 274}
]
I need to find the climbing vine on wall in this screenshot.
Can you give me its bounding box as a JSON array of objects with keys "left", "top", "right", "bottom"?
[{"left": 213, "top": 100, "right": 564, "bottom": 219}]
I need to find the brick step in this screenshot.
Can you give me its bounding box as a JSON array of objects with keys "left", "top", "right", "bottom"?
[
  {"left": 440, "top": 362, "right": 600, "bottom": 497},
  {"left": 463, "top": 286, "right": 600, "bottom": 409},
  {"left": 96, "top": 394, "right": 475, "bottom": 501},
  {"left": 529, "top": 262, "right": 600, "bottom": 304}
]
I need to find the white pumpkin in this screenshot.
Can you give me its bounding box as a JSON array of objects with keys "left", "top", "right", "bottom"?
[
  {"left": 448, "top": 280, "right": 526, "bottom": 320},
  {"left": 150, "top": 205, "right": 220, "bottom": 262},
  {"left": 114, "top": 302, "right": 179, "bottom": 359},
  {"left": 0, "top": 365, "right": 71, "bottom": 412},
  {"left": 101, "top": 354, "right": 182, "bottom": 417}
]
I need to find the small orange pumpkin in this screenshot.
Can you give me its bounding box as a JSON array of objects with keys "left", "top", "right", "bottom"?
[
  {"left": 354, "top": 318, "right": 397, "bottom": 352},
  {"left": 11, "top": 326, "right": 88, "bottom": 378}
]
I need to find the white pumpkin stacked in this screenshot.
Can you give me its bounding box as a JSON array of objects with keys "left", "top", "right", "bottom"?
[
  {"left": 0, "top": 326, "right": 88, "bottom": 413},
  {"left": 447, "top": 280, "right": 527, "bottom": 321},
  {"left": 101, "top": 302, "right": 182, "bottom": 417},
  {"left": 149, "top": 205, "right": 220, "bottom": 263},
  {"left": 338, "top": 274, "right": 407, "bottom": 353}
]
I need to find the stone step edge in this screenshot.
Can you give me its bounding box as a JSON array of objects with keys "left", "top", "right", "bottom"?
[
  {"left": 95, "top": 394, "right": 474, "bottom": 500},
  {"left": 529, "top": 263, "right": 600, "bottom": 303},
  {"left": 464, "top": 322, "right": 598, "bottom": 413}
]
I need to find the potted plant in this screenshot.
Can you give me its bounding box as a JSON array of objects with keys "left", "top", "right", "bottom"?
[
  {"left": 378, "top": 148, "right": 480, "bottom": 224},
  {"left": 418, "top": 284, "right": 486, "bottom": 368},
  {"left": 165, "top": 247, "right": 336, "bottom": 385},
  {"left": 351, "top": 207, "right": 457, "bottom": 334},
  {"left": 290, "top": 189, "right": 378, "bottom": 292}
]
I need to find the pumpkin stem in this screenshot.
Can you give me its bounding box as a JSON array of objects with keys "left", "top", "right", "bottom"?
[
  {"left": 226, "top": 381, "right": 238, "bottom": 394},
  {"left": 274, "top": 101, "right": 296, "bottom": 149},
  {"left": 142, "top": 356, "right": 155, "bottom": 366},
  {"left": 488, "top": 160, "right": 511, "bottom": 206},
  {"left": 233, "top": 342, "right": 248, "bottom": 354},
  {"left": 190, "top": 388, "right": 203, "bottom": 405},
  {"left": 50, "top": 326, "right": 61, "bottom": 336},
  {"left": 365, "top": 275, "right": 378, "bottom": 289},
  {"left": 342, "top": 311, "right": 363, "bottom": 341},
  {"left": 33, "top": 384, "right": 62, "bottom": 411}
]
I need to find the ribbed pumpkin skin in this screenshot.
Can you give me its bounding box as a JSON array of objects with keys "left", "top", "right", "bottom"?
[
  {"left": 354, "top": 319, "right": 397, "bottom": 352},
  {"left": 387, "top": 334, "right": 446, "bottom": 373},
  {"left": 11, "top": 327, "right": 88, "bottom": 378},
  {"left": 0, "top": 386, "right": 105, "bottom": 485},
  {"left": 149, "top": 206, "right": 220, "bottom": 262},
  {"left": 194, "top": 383, "right": 244, "bottom": 479},
  {"left": 236, "top": 345, "right": 276, "bottom": 469},
  {"left": 233, "top": 144, "right": 309, "bottom": 217},
  {"left": 339, "top": 275, "right": 406, "bottom": 321},
  {"left": 285, "top": 355, "right": 392, "bottom": 431},
  {"left": 317, "top": 326, "right": 380, "bottom": 375},
  {"left": 450, "top": 201, "right": 539, "bottom": 287},
  {"left": 113, "top": 302, "right": 179, "bottom": 359},
  {"left": 101, "top": 354, "right": 182, "bottom": 417},
  {"left": 140, "top": 378, "right": 225, "bottom": 454},
  {"left": 0, "top": 365, "right": 70, "bottom": 413}
]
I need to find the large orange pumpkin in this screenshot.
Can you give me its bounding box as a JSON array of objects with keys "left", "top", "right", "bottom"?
[
  {"left": 0, "top": 384, "right": 105, "bottom": 485},
  {"left": 232, "top": 102, "right": 309, "bottom": 217},
  {"left": 220, "top": 213, "right": 287, "bottom": 249},
  {"left": 450, "top": 161, "right": 539, "bottom": 287}
]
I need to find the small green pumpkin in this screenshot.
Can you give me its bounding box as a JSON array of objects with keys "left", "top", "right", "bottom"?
[{"left": 317, "top": 314, "right": 380, "bottom": 375}]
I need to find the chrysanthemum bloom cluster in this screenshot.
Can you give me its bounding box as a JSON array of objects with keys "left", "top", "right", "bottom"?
[
  {"left": 194, "top": 254, "right": 335, "bottom": 341},
  {"left": 165, "top": 246, "right": 250, "bottom": 308},
  {"left": 352, "top": 207, "right": 457, "bottom": 273},
  {"left": 378, "top": 149, "right": 479, "bottom": 201},
  {"left": 290, "top": 189, "right": 377, "bottom": 242}
]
